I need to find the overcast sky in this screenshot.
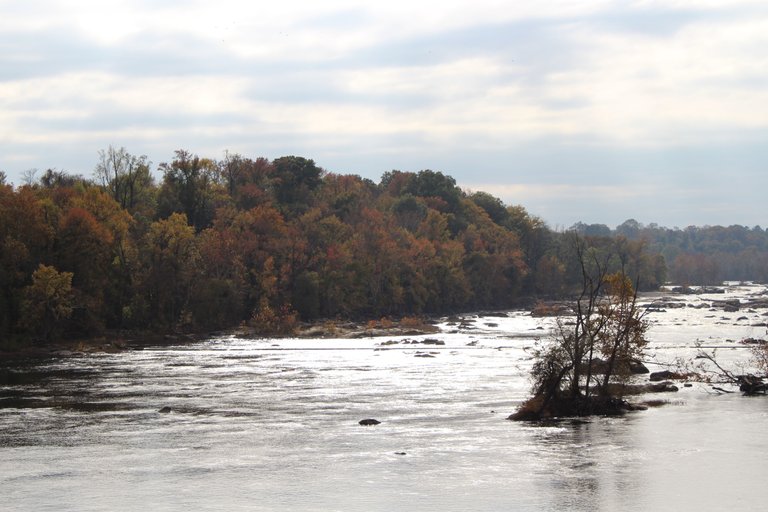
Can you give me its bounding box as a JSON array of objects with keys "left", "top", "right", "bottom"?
[{"left": 2, "top": 0, "right": 766, "bottom": 229}]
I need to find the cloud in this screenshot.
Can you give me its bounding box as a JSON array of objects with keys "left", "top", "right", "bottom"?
[{"left": 1, "top": 0, "right": 767, "bottom": 228}]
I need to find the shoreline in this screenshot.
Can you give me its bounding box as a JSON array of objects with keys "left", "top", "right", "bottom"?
[{"left": 0, "top": 315, "right": 450, "bottom": 362}]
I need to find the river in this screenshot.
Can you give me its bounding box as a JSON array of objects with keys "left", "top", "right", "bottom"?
[{"left": 2, "top": 284, "right": 767, "bottom": 511}]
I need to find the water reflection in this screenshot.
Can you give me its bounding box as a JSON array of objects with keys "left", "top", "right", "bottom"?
[{"left": 515, "top": 416, "right": 650, "bottom": 512}]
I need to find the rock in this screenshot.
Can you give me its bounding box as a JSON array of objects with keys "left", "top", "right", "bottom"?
[
  {"left": 359, "top": 418, "right": 381, "bottom": 426},
  {"left": 394, "top": 452, "right": 407, "bottom": 456},
  {"left": 649, "top": 370, "right": 676, "bottom": 381},
  {"left": 420, "top": 338, "right": 445, "bottom": 345},
  {"left": 481, "top": 311, "right": 510, "bottom": 318},
  {"left": 606, "top": 381, "right": 679, "bottom": 395},
  {"left": 640, "top": 399, "right": 669, "bottom": 408},
  {"left": 713, "top": 299, "right": 741, "bottom": 312},
  {"left": 158, "top": 406, "right": 172, "bottom": 413},
  {"left": 629, "top": 360, "right": 650, "bottom": 374},
  {"left": 647, "top": 381, "right": 679, "bottom": 392}
]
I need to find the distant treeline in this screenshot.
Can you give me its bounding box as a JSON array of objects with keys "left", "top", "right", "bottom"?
[
  {"left": 570, "top": 220, "right": 768, "bottom": 285},
  {"left": 5, "top": 146, "right": 756, "bottom": 343}
]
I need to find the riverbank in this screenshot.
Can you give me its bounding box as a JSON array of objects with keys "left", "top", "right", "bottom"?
[{"left": 0, "top": 315, "right": 448, "bottom": 361}]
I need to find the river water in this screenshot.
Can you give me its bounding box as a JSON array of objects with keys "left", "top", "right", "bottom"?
[{"left": 2, "top": 284, "right": 768, "bottom": 511}]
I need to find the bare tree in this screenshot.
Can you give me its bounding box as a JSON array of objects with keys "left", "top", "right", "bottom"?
[
  {"left": 21, "top": 168, "right": 38, "bottom": 186},
  {"left": 511, "top": 234, "right": 649, "bottom": 420},
  {"left": 94, "top": 146, "right": 151, "bottom": 210}
]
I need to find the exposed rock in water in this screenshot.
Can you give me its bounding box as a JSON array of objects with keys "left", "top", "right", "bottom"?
[
  {"left": 480, "top": 311, "right": 511, "bottom": 318},
  {"left": 711, "top": 299, "right": 741, "bottom": 312},
  {"left": 607, "top": 381, "right": 679, "bottom": 395},
  {"left": 359, "top": 418, "right": 381, "bottom": 426},
  {"left": 158, "top": 406, "right": 172, "bottom": 413},
  {"left": 649, "top": 370, "right": 691, "bottom": 381},
  {"left": 420, "top": 338, "right": 445, "bottom": 345}
]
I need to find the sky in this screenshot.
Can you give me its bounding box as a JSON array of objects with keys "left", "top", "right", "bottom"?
[{"left": 1, "top": 0, "right": 766, "bottom": 229}]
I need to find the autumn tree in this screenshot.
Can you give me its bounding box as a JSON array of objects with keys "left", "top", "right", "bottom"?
[
  {"left": 68, "top": 188, "right": 136, "bottom": 329},
  {"left": 459, "top": 199, "right": 527, "bottom": 308},
  {"left": 0, "top": 185, "right": 56, "bottom": 339},
  {"left": 56, "top": 206, "right": 113, "bottom": 332}
]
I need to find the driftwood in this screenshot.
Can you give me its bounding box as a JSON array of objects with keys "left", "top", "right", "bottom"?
[
  {"left": 738, "top": 375, "right": 768, "bottom": 395},
  {"left": 697, "top": 350, "right": 768, "bottom": 396}
]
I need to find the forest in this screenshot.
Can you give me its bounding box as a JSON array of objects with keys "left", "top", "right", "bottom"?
[
  {"left": 0, "top": 147, "right": 762, "bottom": 344},
  {"left": 571, "top": 220, "right": 768, "bottom": 284}
]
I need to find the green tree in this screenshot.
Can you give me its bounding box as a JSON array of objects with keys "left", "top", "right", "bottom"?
[
  {"left": 139, "top": 213, "right": 200, "bottom": 329},
  {"left": 469, "top": 191, "right": 510, "bottom": 225},
  {"left": 20, "top": 264, "right": 74, "bottom": 342},
  {"left": 271, "top": 156, "right": 324, "bottom": 216},
  {"left": 157, "top": 150, "right": 225, "bottom": 231}
]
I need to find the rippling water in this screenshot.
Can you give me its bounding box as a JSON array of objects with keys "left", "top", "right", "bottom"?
[{"left": 2, "top": 285, "right": 768, "bottom": 511}]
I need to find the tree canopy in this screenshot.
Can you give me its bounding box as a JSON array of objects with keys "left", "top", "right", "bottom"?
[{"left": 4, "top": 147, "right": 761, "bottom": 344}]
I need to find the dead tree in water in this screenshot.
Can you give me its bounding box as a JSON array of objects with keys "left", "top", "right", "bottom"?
[
  {"left": 695, "top": 350, "right": 768, "bottom": 395},
  {"left": 510, "top": 235, "right": 649, "bottom": 420}
]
